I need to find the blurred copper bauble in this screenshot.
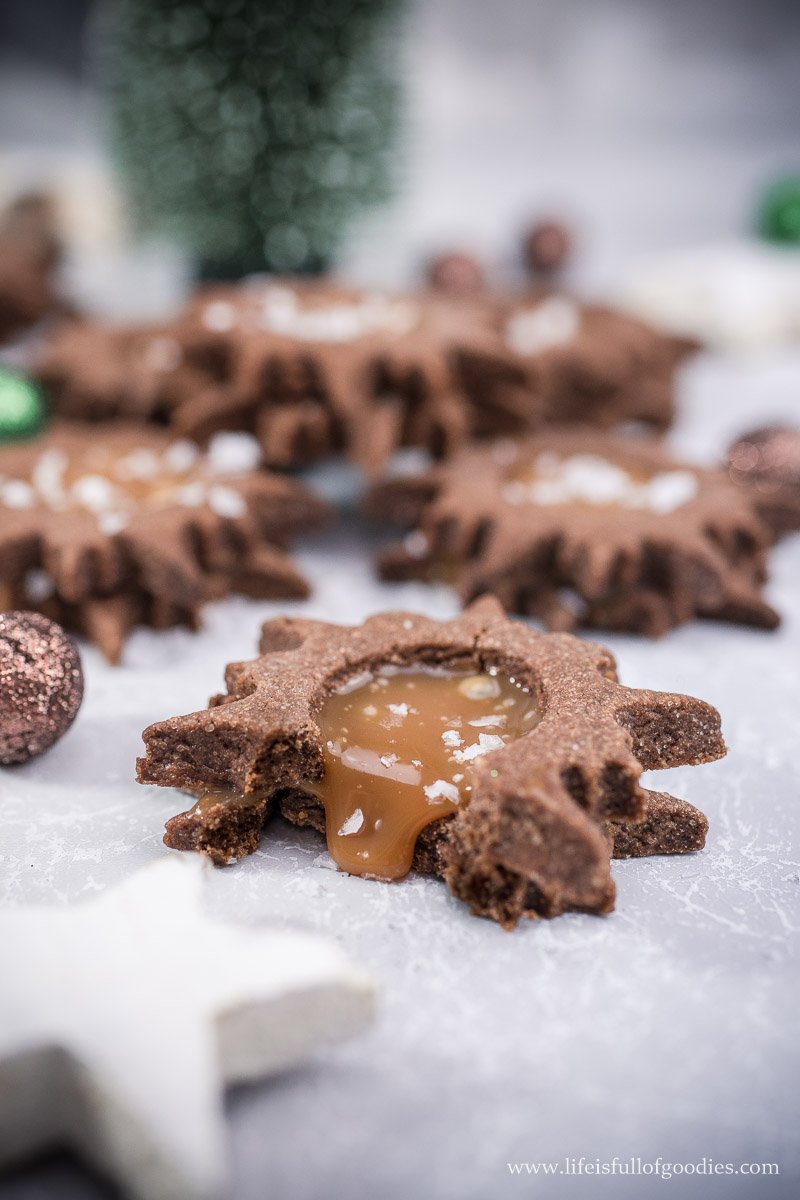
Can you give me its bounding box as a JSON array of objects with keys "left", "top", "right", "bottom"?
[
  {"left": 726, "top": 426, "right": 800, "bottom": 490},
  {"left": 426, "top": 252, "right": 486, "bottom": 295},
  {"left": 726, "top": 425, "right": 800, "bottom": 535},
  {"left": 523, "top": 220, "right": 572, "bottom": 274},
  {"left": 0, "top": 611, "right": 84, "bottom": 764}
]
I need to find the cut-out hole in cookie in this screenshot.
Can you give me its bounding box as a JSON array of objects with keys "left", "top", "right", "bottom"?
[{"left": 307, "top": 664, "right": 541, "bottom": 881}]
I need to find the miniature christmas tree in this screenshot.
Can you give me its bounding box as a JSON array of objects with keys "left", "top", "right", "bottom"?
[{"left": 101, "top": 0, "right": 406, "bottom": 277}]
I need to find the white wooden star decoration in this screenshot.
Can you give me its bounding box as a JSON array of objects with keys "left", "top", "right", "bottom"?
[{"left": 0, "top": 856, "right": 374, "bottom": 1199}]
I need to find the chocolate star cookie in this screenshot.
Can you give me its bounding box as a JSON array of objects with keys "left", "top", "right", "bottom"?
[
  {"left": 35, "top": 280, "right": 691, "bottom": 473},
  {"left": 137, "top": 597, "right": 724, "bottom": 927},
  {"left": 177, "top": 282, "right": 692, "bottom": 466},
  {"left": 0, "top": 422, "right": 329, "bottom": 662},
  {"left": 36, "top": 318, "right": 229, "bottom": 423},
  {"left": 172, "top": 279, "right": 507, "bottom": 471},
  {"left": 484, "top": 292, "right": 693, "bottom": 435},
  {"left": 370, "top": 429, "right": 780, "bottom": 636}
]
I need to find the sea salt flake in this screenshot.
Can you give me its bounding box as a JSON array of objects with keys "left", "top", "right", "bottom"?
[
  {"left": 71, "top": 475, "right": 118, "bottom": 512},
  {"left": 98, "top": 512, "right": 129, "bottom": 536},
  {"left": 642, "top": 469, "right": 698, "bottom": 513},
  {"left": 423, "top": 780, "right": 460, "bottom": 804},
  {"left": 403, "top": 531, "right": 429, "bottom": 559},
  {"left": 338, "top": 809, "right": 365, "bottom": 837},
  {"left": 207, "top": 432, "right": 262, "bottom": 475},
  {"left": 114, "top": 449, "right": 159, "bottom": 481},
  {"left": 208, "top": 485, "right": 247, "bottom": 519},
  {"left": 175, "top": 482, "right": 206, "bottom": 508},
  {"left": 337, "top": 671, "right": 374, "bottom": 695},
  {"left": 202, "top": 301, "right": 236, "bottom": 332},
  {"left": 505, "top": 296, "right": 580, "bottom": 355},
  {"left": 163, "top": 440, "right": 199, "bottom": 473},
  {"left": 453, "top": 733, "right": 506, "bottom": 764},
  {"left": 1, "top": 479, "right": 36, "bottom": 509},
  {"left": 31, "top": 449, "right": 67, "bottom": 505},
  {"left": 23, "top": 569, "right": 56, "bottom": 602}
]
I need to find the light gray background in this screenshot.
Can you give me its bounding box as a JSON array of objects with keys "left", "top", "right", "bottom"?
[
  {"left": 1, "top": 1, "right": 799, "bottom": 1197},
  {"left": 2, "top": 0, "right": 800, "bottom": 302},
  {"left": 1, "top": 348, "right": 799, "bottom": 1200}
]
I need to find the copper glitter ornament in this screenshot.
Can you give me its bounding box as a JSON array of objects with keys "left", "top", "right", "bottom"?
[
  {"left": 725, "top": 425, "right": 800, "bottom": 535},
  {"left": 523, "top": 220, "right": 572, "bottom": 274},
  {"left": 0, "top": 610, "right": 84, "bottom": 764},
  {"left": 426, "top": 251, "right": 486, "bottom": 294}
]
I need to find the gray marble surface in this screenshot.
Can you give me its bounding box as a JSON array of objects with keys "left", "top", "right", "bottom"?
[{"left": 1, "top": 346, "right": 799, "bottom": 1199}]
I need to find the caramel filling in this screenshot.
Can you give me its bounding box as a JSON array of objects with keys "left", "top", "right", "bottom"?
[
  {"left": 502, "top": 452, "right": 698, "bottom": 514},
  {"left": 311, "top": 665, "right": 540, "bottom": 881}
]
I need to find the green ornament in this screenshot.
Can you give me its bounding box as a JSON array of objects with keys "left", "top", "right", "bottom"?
[
  {"left": 758, "top": 176, "right": 800, "bottom": 245},
  {"left": 0, "top": 367, "right": 46, "bottom": 441}
]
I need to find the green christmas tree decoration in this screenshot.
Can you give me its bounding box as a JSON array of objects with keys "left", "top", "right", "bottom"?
[
  {"left": 758, "top": 176, "right": 800, "bottom": 245},
  {"left": 0, "top": 367, "right": 45, "bottom": 442},
  {"left": 100, "top": 0, "right": 407, "bottom": 277}
]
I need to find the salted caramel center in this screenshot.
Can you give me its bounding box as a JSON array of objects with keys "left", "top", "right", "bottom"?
[
  {"left": 502, "top": 452, "right": 698, "bottom": 514},
  {"left": 312, "top": 665, "right": 540, "bottom": 881},
  {"left": 0, "top": 438, "right": 250, "bottom": 533}
]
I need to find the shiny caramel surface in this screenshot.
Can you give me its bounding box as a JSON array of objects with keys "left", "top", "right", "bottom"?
[{"left": 312, "top": 665, "right": 540, "bottom": 881}]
